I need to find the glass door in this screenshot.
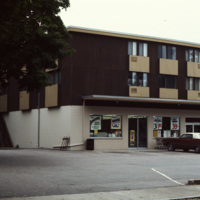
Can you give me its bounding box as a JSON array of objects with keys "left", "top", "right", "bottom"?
[{"left": 128, "top": 115, "right": 147, "bottom": 148}]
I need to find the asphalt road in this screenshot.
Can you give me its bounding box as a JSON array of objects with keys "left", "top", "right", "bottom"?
[{"left": 0, "top": 149, "right": 200, "bottom": 198}]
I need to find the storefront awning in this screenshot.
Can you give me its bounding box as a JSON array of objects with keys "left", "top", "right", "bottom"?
[{"left": 82, "top": 95, "right": 200, "bottom": 105}]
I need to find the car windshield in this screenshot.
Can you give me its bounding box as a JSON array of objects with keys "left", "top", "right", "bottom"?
[{"left": 180, "top": 134, "right": 193, "bottom": 139}]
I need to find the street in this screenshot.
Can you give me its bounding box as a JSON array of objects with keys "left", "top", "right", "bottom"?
[{"left": 0, "top": 149, "right": 200, "bottom": 198}]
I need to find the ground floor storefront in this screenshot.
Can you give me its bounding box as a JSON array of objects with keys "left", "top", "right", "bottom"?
[{"left": 3, "top": 103, "right": 200, "bottom": 150}]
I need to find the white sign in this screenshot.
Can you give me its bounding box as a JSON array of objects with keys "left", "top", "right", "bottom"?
[
  {"left": 171, "top": 117, "right": 179, "bottom": 130},
  {"left": 153, "top": 117, "right": 162, "bottom": 130},
  {"left": 90, "top": 116, "right": 101, "bottom": 130},
  {"left": 111, "top": 116, "right": 121, "bottom": 129}
]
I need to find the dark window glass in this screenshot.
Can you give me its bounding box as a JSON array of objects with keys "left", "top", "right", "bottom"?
[
  {"left": 158, "top": 45, "right": 162, "bottom": 58},
  {"left": 168, "top": 76, "right": 176, "bottom": 89},
  {"left": 128, "top": 72, "right": 148, "bottom": 87},
  {"left": 159, "top": 45, "right": 176, "bottom": 59},
  {"left": 138, "top": 73, "right": 143, "bottom": 86},
  {"left": 48, "top": 70, "right": 61, "bottom": 85},
  {"left": 158, "top": 75, "right": 165, "bottom": 88},
  {"left": 168, "top": 47, "right": 176, "bottom": 60},
  {"left": 158, "top": 75, "right": 176, "bottom": 89},
  {"left": 162, "top": 45, "right": 166, "bottom": 58}
]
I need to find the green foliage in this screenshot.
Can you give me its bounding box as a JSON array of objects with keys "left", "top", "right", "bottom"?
[{"left": 0, "top": 0, "right": 73, "bottom": 92}]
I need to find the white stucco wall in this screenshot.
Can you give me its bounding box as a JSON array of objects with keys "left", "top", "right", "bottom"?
[
  {"left": 4, "top": 110, "right": 38, "bottom": 148},
  {"left": 3, "top": 106, "right": 83, "bottom": 149},
  {"left": 3, "top": 105, "right": 200, "bottom": 150},
  {"left": 83, "top": 106, "right": 200, "bottom": 150}
]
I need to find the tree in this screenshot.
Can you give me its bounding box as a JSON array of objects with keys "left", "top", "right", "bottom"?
[{"left": 0, "top": 0, "right": 73, "bottom": 92}]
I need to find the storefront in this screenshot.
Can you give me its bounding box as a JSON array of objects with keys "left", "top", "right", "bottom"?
[{"left": 83, "top": 95, "right": 200, "bottom": 150}]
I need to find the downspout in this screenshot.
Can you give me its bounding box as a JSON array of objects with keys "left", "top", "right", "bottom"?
[
  {"left": 82, "top": 99, "right": 85, "bottom": 148},
  {"left": 37, "top": 92, "right": 40, "bottom": 148}
]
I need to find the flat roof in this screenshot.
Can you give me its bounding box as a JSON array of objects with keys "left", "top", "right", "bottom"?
[
  {"left": 67, "top": 26, "right": 200, "bottom": 48},
  {"left": 82, "top": 95, "right": 200, "bottom": 105}
]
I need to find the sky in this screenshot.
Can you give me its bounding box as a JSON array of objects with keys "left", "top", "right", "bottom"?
[{"left": 59, "top": 0, "right": 200, "bottom": 44}]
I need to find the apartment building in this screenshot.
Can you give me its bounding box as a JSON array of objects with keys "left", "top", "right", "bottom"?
[{"left": 1, "top": 26, "right": 200, "bottom": 150}]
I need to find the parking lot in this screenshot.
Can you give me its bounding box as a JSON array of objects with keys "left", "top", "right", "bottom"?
[{"left": 0, "top": 149, "right": 200, "bottom": 198}]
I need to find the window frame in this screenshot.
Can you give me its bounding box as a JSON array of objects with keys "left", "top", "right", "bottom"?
[
  {"left": 186, "top": 77, "right": 200, "bottom": 91},
  {"left": 128, "top": 41, "right": 148, "bottom": 57},
  {"left": 128, "top": 72, "right": 148, "bottom": 87},
  {"left": 158, "top": 75, "right": 177, "bottom": 89},
  {"left": 90, "top": 114, "right": 122, "bottom": 138},
  {"left": 48, "top": 69, "right": 61, "bottom": 85},
  {"left": 158, "top": 45, "right": 176, "bottom": 60},
  {"left": 185, "top": 48, "right": 200, "bottom": 62}
]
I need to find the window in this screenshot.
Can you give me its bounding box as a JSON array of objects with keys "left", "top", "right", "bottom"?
[
  {"left": 186, "top": 49, "right": 200, "bottom": 62},
  {"left": 48, "top": 69, "right": 61, "bottom": 85},
  {"left": 168, "top": 46, "right": 176, "bottom": 60},
  {"left": 153, "top": 116, "right": 180, "bottom": 138},
  {"left": 158, "top": 45, "right": 176, "bottom": 59},
  {"left": 186, "top": 77, "right": 200, "bottom": 90},
  {"left": 90, "top": 114, "right": 122, "bottom": 138},
  {"left": 128, "top": 41, "right": 148, "bottom": 57},
  {"left": 128, "top": 72, "right": 148, "bottom": 87},
  {"left": 158, "top": 75, "right": 176, "bottom": 89},
  {"left": 0, "top": 84, "right": 8, "bottom": 95}
]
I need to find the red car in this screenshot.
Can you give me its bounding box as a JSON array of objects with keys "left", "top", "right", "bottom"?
[{"left": 162, "top": 133, "right": 200, "bottom": 153}]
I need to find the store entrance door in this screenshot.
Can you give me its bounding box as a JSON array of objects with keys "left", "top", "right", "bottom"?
[
  {"left": 128, "top": 115, "right": 147, "bottom": 148},
  {"left": 186, "top": 123, "right": 200, "bottom": 132}
]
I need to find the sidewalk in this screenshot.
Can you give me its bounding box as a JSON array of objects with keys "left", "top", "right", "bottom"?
[{"left": 2, "top": 185, "right": 200, "bottom": 200}]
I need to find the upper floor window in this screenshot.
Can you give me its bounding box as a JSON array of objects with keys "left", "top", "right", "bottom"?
[
  {"left": 186, "top": 49, "right": 200, "bottom": 62},
  {"left": 128, "top": 41, "right": 148, "bottom": 57},
  {"left": 158, "top": 75, "right": 176, "bottom": 89},
  {"left": 158, "top": 45, "right": 176, "bottom": 60},
  {"left": 48, "top": 69, "right": 61, "bottom": 85},
  {"left": 186, "top": 77, "right": 200, "bottom": 90},
  {"left": 128, "top": 72, "right": 148, "bottom": 87}
]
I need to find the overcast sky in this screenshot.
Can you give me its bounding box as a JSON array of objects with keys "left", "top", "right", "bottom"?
[{"left": 59, "top": 0, "right": 200, "bottom": 44}]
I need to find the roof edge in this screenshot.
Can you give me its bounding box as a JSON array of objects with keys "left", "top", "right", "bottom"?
[{"left": 66, "top": 26, "right": 200, "bottom": 48}]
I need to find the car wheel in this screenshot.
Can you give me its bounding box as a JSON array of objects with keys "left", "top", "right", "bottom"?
[
  {"left": 167, "top": 143, "right": 175, "bottom": 151},
  {"left": 195, "top": 146, "right": 200, "bottom": 153}
]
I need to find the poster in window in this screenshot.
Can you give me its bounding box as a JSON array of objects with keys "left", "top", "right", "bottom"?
[
  {"left": 111, "top": 116, "right": 121, "bottom": 129},
  {"left": 164, "top": 130, "right": 171, "bottom": 137},
  {"left": 171, "top": 117, "right": 179, "bottom": 130},
  {"left": 90, "top": 116, "right": 101, "bottom": 130},
  {"left": 153, "top": 117, "right": 162, "bottom": 130}
]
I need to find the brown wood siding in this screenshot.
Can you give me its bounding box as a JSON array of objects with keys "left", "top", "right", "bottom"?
[
  {"left": 177, "top": 46, "right": 187, "bottom": 99},
  {"left": 148, "top": 42, "right": 159, "bottom": 98},
  {"left": 8, "top": 78, "right": 19, "bottom": 111},
  {"left": 6, "top": 30, "right": 200, "bottom": 110},
  {"left": 60, "top": 32, "right": 129, "bottom": 105}
]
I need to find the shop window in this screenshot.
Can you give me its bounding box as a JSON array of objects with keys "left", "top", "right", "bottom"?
[
  {"left": 128, "top": 72, "right": 148, "bottom": 87},
  {"left": 186, "top": 77, "right": 200, "bottom": 90},
  {"left": 48, "top": 69, "right": 61, "bottom": 85},
  {"left": 153, "top": 116, "right": 180, "bottom": 138},
  {"left": 128, "top": 41, "right": 148, "bottom": 57},
  {"left": 158, "top": 45, "right": 176, "bottom": 60},
  {"left": 158, "top": 75, "right": 176, "bottom": 89},
  {"left": 90, "top": 114, "right": 122, "bottom": 138}
]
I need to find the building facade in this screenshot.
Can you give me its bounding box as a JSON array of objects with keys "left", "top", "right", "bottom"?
[{"left": 1, "top": 26, "right": 200, "bottom": 150}]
